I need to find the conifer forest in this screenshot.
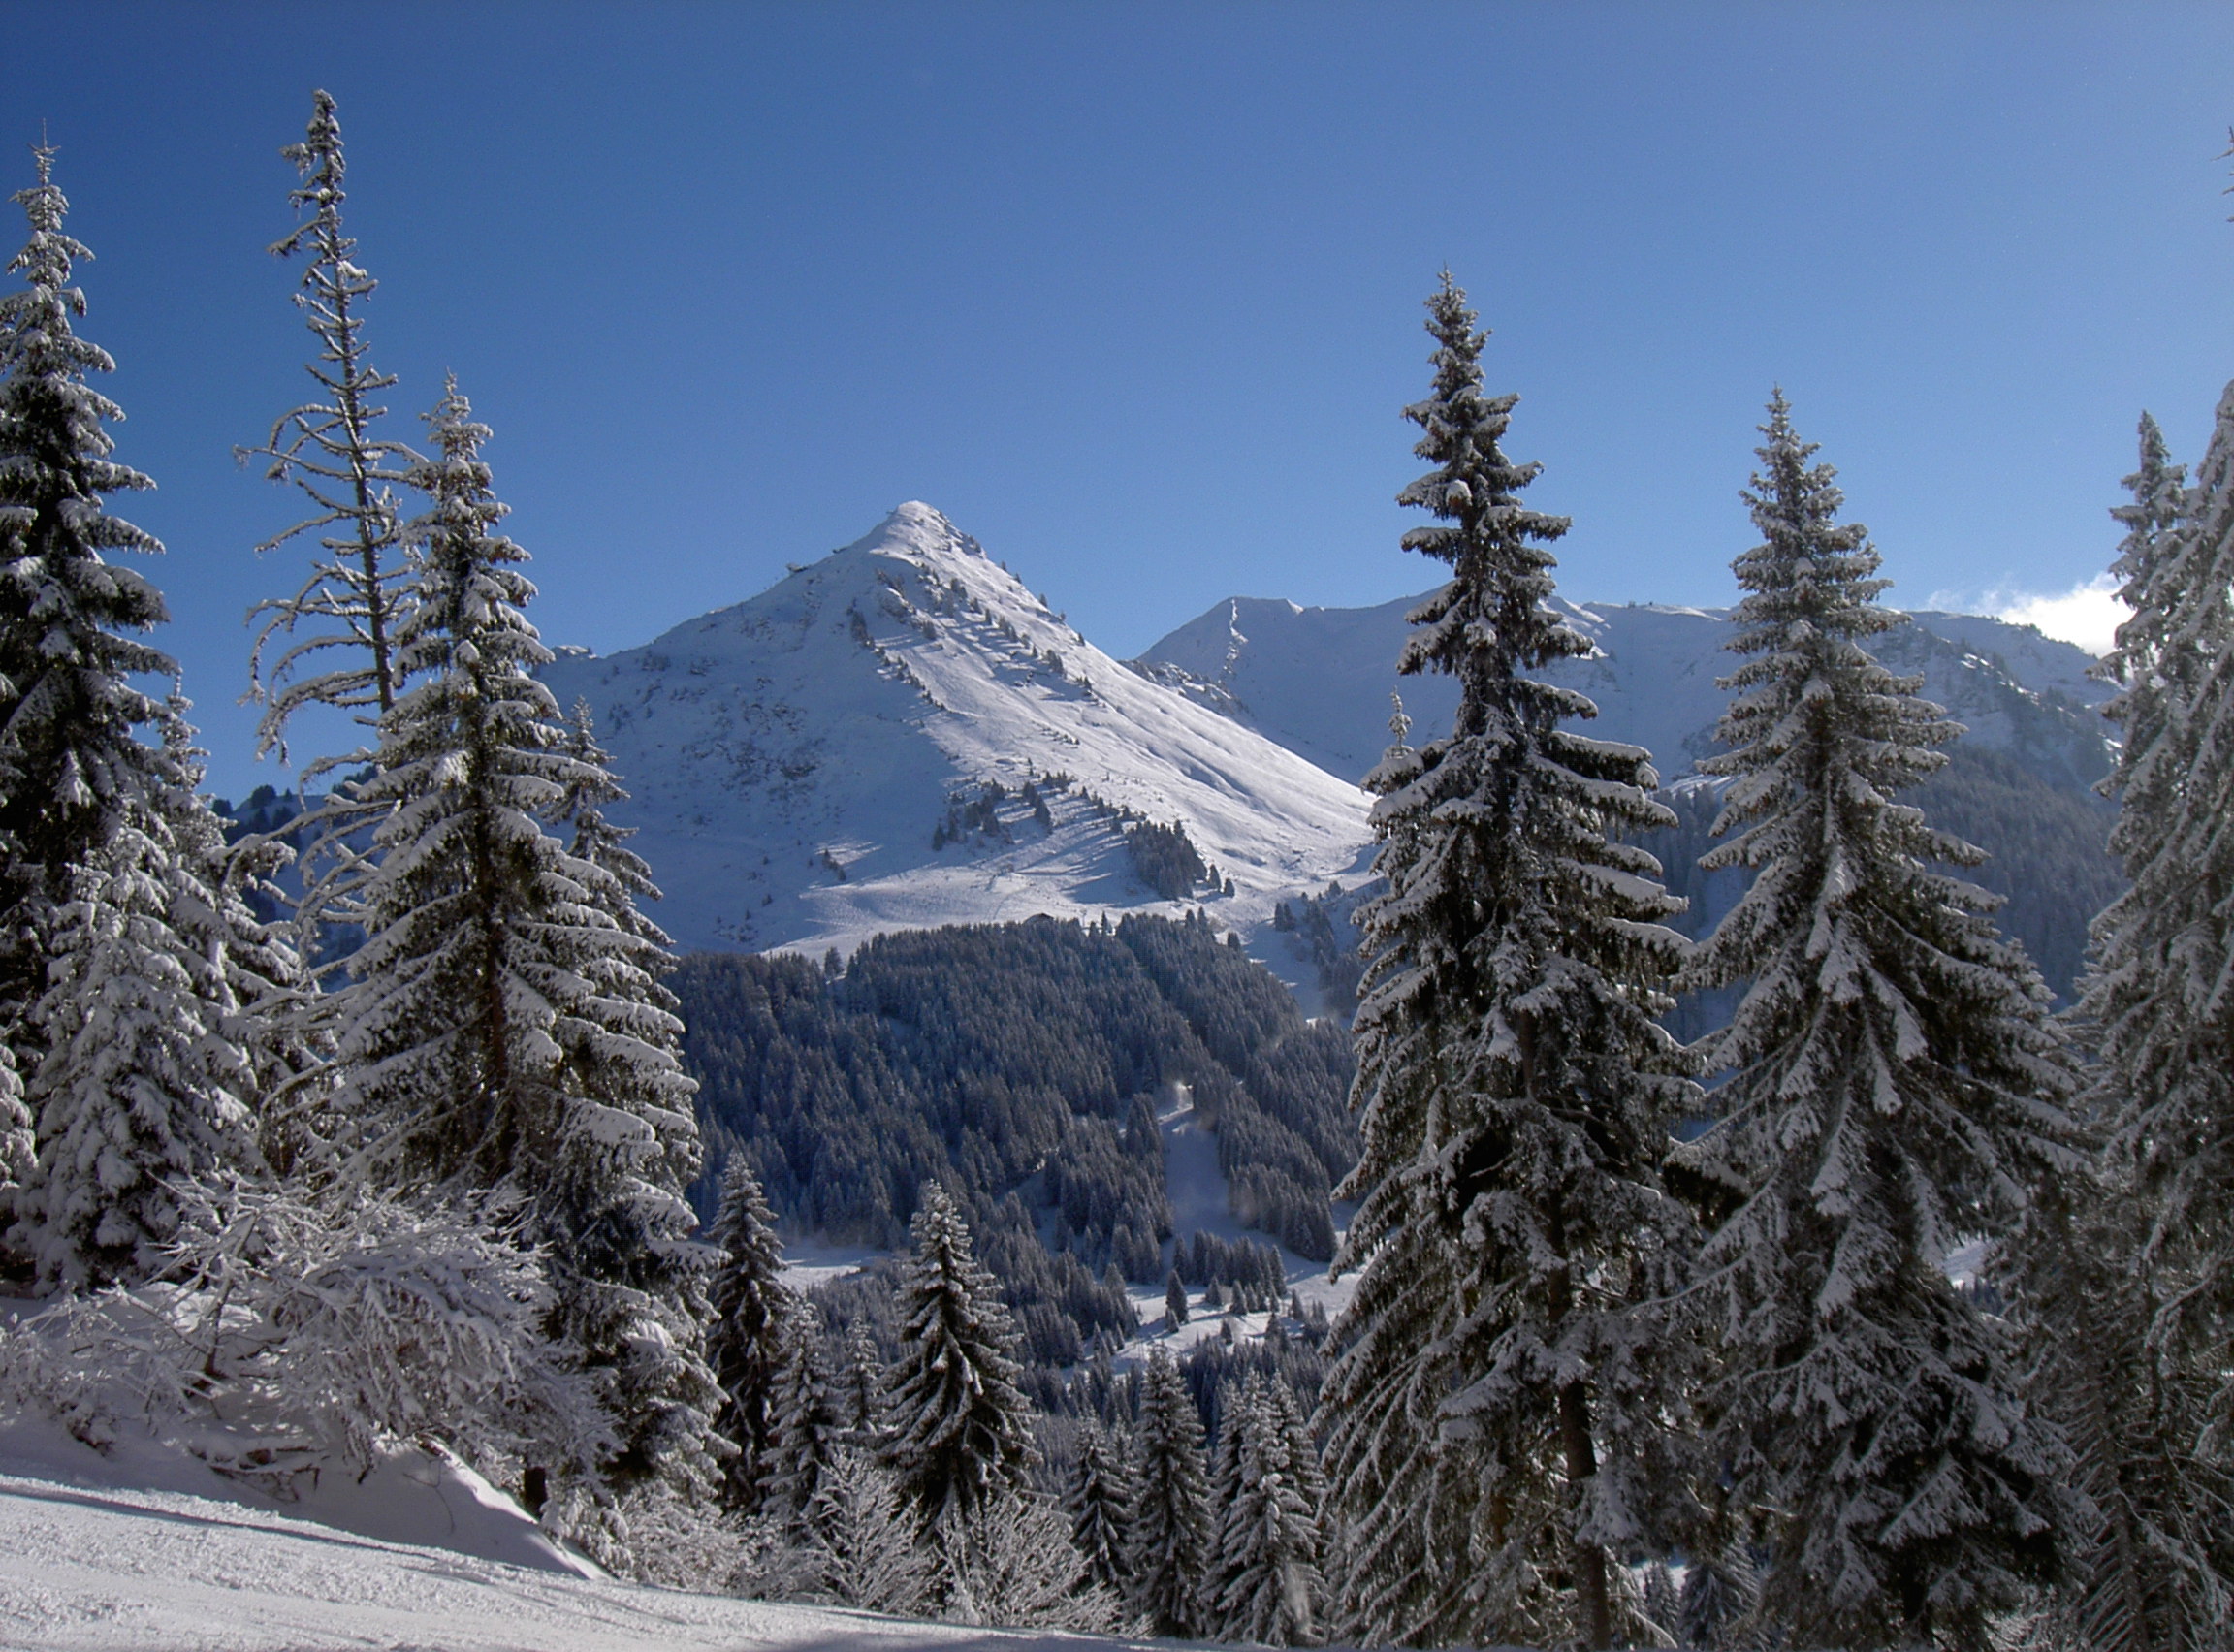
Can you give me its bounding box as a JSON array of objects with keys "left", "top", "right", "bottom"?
[{"left": 3, "top": 79, "right": 2233, "bottom": 1652}]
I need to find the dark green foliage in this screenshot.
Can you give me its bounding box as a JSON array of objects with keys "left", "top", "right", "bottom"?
[
  {"left": 880, "top": 1182, "right": 1037, "bottom": 1527},
  {"left": 676, "top": 914, "right": 1353, "bottom": 1361},
  {"left": 705, "top": 1159, "right": 792, "bottom": 1511},
  {"left": 1911, "top": 746, "right": 2118, "bottom": 1005},
  {"left": 1115, "top": 911, "right": 1356, "bottom": 1261},
  {"left": 1180, "top": 1330, "right": 1327, "bottom": 1442},
  {"left": 1127, "top": 818, "right": 1209, "bottom": 900},
  {"left": 1285, "top": 883, "right": 1364, "bottom": 1004},
  {"left": 932, "top": 778, "right": 1012, "bottom": 849}
]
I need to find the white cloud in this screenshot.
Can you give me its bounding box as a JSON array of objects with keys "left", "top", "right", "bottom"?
[{"left": 1928, "top": 573, "right": 2128, "bottom": 656}]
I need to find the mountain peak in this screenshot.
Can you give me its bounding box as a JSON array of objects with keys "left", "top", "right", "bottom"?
[
  {"left": 541, "top": 511, "right": 1370, "bottom": 961},
  {"left": 846, "top": 500, "right": 985, "bottom": 561}
]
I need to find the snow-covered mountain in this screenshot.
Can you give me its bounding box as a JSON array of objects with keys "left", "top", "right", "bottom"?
[
  {"left": 540, "top": 504, "right": 1372, "bottom": 958},
  {"left": 1138, "top": 593, "right": 2114, "bottom": 788}
]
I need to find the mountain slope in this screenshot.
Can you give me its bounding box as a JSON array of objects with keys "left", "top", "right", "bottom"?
[
  {"left": 1139, "top": 590, "right": 2122, "bottom": 999},
  {"left": 1139, "top": 593, "right": 2112, "bottom": 788},
  {"left": 539, "top": 505, "right": 1371, "bottom": 958}
]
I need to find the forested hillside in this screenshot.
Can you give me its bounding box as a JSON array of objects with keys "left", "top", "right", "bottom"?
[{"left": 676, "top": 913, "right": 1355, "bottom": 1362}]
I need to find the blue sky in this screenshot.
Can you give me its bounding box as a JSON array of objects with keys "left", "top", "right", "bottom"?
[{"left": 4, "top": 1, "right": 2230, "bottom": 799}]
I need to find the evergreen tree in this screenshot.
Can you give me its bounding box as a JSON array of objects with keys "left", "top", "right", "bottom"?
[
  {"left": 532, "top": 696, "right": 713, "bottom": 1494},
  {"left": 879, "top": 1181, "right": 1037, "bottom": 1528},
  {"left": 1677, "top": 393, "right": 2081, "bottom": 1649},
  {"left": 840, "top": 1319, "right": 886, "bottom": 1447},
  {"left": 2092, "top": 382, "right": 2234, "bottom": 1390},
  {"left": 2052, "top": 401, "right": 2234, "bottom": 1649},
  {"left": 1165, "top": 1266, "right": 1189, "bottom": 1328},
  {"left": 0, "top": 1044, "right": 27, "bottom": 1204},
  {"left": 2017, "top": 1175, "right": 2232, "bottom": 1652},
  {"left": 1208, "top": 1375, "right": 1246, "bottom": 1541},
  {"left": 0, "top": 146, "right": 177, "bottom": 1032},
  {"left": 1213, "top": 1373, "right": 1324, "bottom": 1646},
  {"left": 1128, "top": 1345, "right": 1214, "bottom": 1637},
  {"left": 706, "top": 1156, "right": 793, "bottom": 1510},
  {"left": 1066, "top": 1420, "right": 1137, "bottom": 1598},
  {"left": 1264, "top": 1378, "right": 1325, "bottom": 1532},
  {"left": 1320, "top": 274, "right": 1697, "bottom": 1650},
  {"left": 1675, "top": 1550, "right": 1761, "bottom": 1652},
  {"left": 0, "top": 153, "right": 271, "bottom": 1288},
  {"left": 160, "top": 707, "right": 332, "bottom": 1186},
  {"left": 764, "top": 1301, "right": 842, "bottom": 1529},
  {"left": 536, "top": 1085, "right": 724, "bottom": 1499},
  {"left": 333, "top": 382, "right": 716, "bottom": 1489},
  {"left": 245, "top": 89, "right": 419, "bottom": 755},
  {"left": 9, "top": 798, "right": 262, "bottom": 1290}
]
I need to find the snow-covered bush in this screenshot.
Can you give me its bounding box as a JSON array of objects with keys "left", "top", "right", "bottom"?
[
  {"left": 935, "top": 1490, "right": 1121, "bottom": 1633},
  {"left": 790, "top": 1446, "right": 934, "bottom": 1615},
  {"left": 540, "top": 1477, "right": 746, "bottom": 1589},
  {"left": 0, "top": 1179, "right": 610, "bottom": 1495}
]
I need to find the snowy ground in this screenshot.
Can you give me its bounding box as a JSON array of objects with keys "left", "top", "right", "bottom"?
[{"left": 0, "top": 1426, "right": 1150, "bottom": 1652}]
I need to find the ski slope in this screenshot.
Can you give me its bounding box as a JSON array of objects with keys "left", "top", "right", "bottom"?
[{"left": 0, "top": 1414, "right": 1143, "bottom": 1652}]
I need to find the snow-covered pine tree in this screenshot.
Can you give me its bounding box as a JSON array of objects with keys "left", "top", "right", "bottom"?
[
  {"left": 9, "top": 794, "right": 264, "bottom": 1291},
  {"left": 878, "top": 1181, "right": 1037, "bottom": 1529},
  {"left": 840, "top": 1319, "right": 885, "bottom": 1448},
  {"left": 245, "top": 89, "right": 420, "bottom": 756},
  {"left": 333, "top": 381, "right": 718, "bottom": 1492},
  {"left": 706, "top": 1156, "right": 794, "bottom": 1510},
  {"left": 1263, "top": 1378, "right": 1325, "bottom": 1535},
  {"left": 2051, "top": 401, "right": 2234, "bottom": 1649},
  {"left": 0, "top": 1044, "right": 27, "bottom": 1202},
  {"left": 764, "top": 1301, "right": 842, "bottom": 1530},
  {"left": 539, "top": 693, "right": 709, "bottom": 1384},
  {"left": 551, "top": 698, "right": 669, "bottom": 956},
  {"left": 0, "top": 152, "right": 272, "bottom": 1288},
  {"left": 1066, "top": 1419, "right": 1137, "bottom": 1598},
  {"left": 2095, "top": 381, "right": 2234, "bottom": 1381},
  {"left": 1319, "top": 273, "right": 1698, "bottom": 1651},
  {"left": 1128, "top": 1345, "right": 1214, "bottom": 1638},
  {"left": 1208, "top": 1376, "right": 1245, "bottom": 1524},
  {"left": 1676, "top": 392, "right": 2082, "bottom": 1649},
  {"left": 1675, "top": 1549, "right": 1760, "bottom": 1652},
  {"left": 1213, "top": 1372, "right": 1324, "bottom": 1647},
  {"left": 157, "top": 706, "right": 332, "bottom": 1185},
  {"left": 1165, "top": 1267, "right": 1188, "bottom": 1328},
  {"left": 2015, "top": 1170, "right": 2232, "bottom": 1652},
  {"left": 532, "top": 702, "right": 715, "bottom": 1496},
  {"left": 0, "top": 146, "right": 178, "bottom": 1037}
]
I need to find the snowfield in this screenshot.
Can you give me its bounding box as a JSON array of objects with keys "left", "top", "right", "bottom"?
[{"left": 0, "top": 1416, "right": 1149, "bottom": 1652}]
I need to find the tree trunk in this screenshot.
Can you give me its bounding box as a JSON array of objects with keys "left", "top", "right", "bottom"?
[{"left": 1560, "top": 1376, "right": 1612, "bottom": 1650}]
